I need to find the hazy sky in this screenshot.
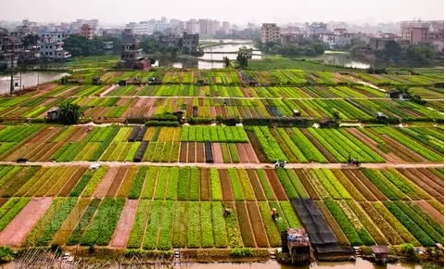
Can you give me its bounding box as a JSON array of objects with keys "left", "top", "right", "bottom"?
[{"left": 1, "top": 0, "right": 444, "bottom": 25}]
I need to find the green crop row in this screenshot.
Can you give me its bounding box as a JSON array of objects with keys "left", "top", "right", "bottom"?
[
  {"left": 80, "top": 198, "right": 125, "bottom": 246},
  {"left": 324, "top": 199, "right": 362, "bottom": 246},
  {"left": 252, "top": 126, "right": 287, "bottom": 162},
  {"left": 212, "top": 202, "right": 229, "bottom": 247},
  {"left": 157, "top": 201, "right": 174, "bottom": 250},
  {"left": 142, "top": 200, "right": 163, "bottom": 250},
  {"left": 0, "top": 198, "right": 30, "bottom": 232},
  {"left": 181, "top": 126, "right": 249, "bottom": 143},
  {"left": 210, "top": 168, "right": 223, "bottom": 200},
  {"left": 36, "top": 197, "right": 78, "bottom": 246},
  {"left": 81, "top": 167, "right": 108, "bottom": 197},
  {"left": 127, "top": 200, "right": 151, "bottom": 248},
  {"left": 128, "top": 167, "right": 149, "bottom": 199},
  {"left": 393, "top": 201, "right": 443, "bottom": 244}
]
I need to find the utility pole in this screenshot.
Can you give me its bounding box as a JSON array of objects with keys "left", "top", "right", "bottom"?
[{"left": 9, "top": 55, "right": 14, "bottom": 96}]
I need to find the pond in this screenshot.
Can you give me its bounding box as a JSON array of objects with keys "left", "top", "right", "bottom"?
[
  {"left": 0, "top": 71, "right": 69, "bottom": 95},
  {"left": 152, "top": 40, "right": 263, "bottom": 69},
  {"left": 323, "top": 51, "right": 371, "bottom": 69}
]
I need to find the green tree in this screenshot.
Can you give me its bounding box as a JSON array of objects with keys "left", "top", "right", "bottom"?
[
  {"left": 406, "top": 45, "right": 436, "bottom": 66},
  {"left": 58, "top": 100, "right": 81, "bottom": 125},
  {"left": 223, "top": 56, "right": 230, "bottom": 67}
]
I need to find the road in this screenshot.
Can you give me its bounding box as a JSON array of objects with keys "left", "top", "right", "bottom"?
[{"left": 2, "top": 161, "right": 443, "bottom": 169}]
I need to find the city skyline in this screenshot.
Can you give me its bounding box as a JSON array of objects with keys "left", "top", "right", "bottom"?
[{"left": 0, "top": 0, "right": 443, "bottom": 26}]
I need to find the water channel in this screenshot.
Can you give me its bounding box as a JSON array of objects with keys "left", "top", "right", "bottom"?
[{"left": 0, "top": 258, "right": 425, "bottom": 269}]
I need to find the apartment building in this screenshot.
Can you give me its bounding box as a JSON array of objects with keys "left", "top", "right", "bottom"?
[
  {"left": 80, "top": 24, "right": 95, "bottom": 39},
  {"left": 400, "top": 22, "right": 430, "bottom": 45},
  {"left": 261, "top": 23, "right": 281, "bottom": 43},
  {"left": 185, "top": 20, "right": 200, "bottom": 34}
]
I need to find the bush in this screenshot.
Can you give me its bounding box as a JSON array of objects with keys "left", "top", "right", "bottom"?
[
  {"left": 230, "top": 248, "right": 254, "bottom": 257},
  {"left": 145, "top": 121, "right": 179, "bottom": 127},
  {"left": 0, "top": 246, "right": 13, "bottom": 262}
]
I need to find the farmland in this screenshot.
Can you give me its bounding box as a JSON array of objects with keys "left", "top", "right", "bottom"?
[
  {"left": 0, "top": 63, "right": 443, "bottom": 263},
  {"left": 0, "top": 125, "right": 442, "bottom": 164},
  {"left": 0, "top": 165, "right": 441, "bottom": 251}
]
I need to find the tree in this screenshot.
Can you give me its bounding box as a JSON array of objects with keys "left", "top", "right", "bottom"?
[
  {"left": 406, "top": 45, "right": 436, "bottom": 66},
  {"left": 140, "top": 37, "right": 159, "bottom": 54},
  {"left": 223, "top": 56, "right": 230, "bottom": 68},
  {"left": 58, "top": 100, "right": 81, "bottom": 125},
  {"left": 236, "top": 48, "right": 250, "bottom": 69}
]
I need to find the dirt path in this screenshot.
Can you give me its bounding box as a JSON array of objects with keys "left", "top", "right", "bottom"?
[
  {"left": 0, "top": 197, "right": 53, "bottom": 246},
  {"left": 0, "top": 161, "right": 442, "bottom": 170},
  {"left": 110, "top": 199, "right": 139, "bottom": 248}
]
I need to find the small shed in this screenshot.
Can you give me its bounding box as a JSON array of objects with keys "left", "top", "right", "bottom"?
[
  {"left": 118, "top": 80, "right": 128, "bottom": 86},
  {"left": 197, "top": 80, "right": 204, "bottom": 86},
  {"left": 399, "top": 93, "right": 411, "bottom": 100},
  {"left": 376, "top": 112, "right": 387, "bottom": 121},
  {"left": 386, "top": 89, "right": 400, "bottom": 98},
  {"left": 320, "top": 119, "right": 337, "bottom": 128},
  {"left": 293, "top": 110, "right": 301, "bottom": 117},
  {"left": 371, "top": 245, "right": 388, "bottom": 264},
  {"left": 249, "top": 80, "right": 258, "bottom": 87},
  {"left": 92, "top": 77, "right": 101, "bottom": 85},
  {"left": 47, "top": 107, "right": 60, "bottom": 120}
]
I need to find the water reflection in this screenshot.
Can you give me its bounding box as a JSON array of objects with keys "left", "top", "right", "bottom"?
[
  {"left": 152, "top": 40, "right": 262, "bottom": 69},
  {"left": 323, "top": 52, "right": 371, "bottom": 69},
  {"left": 0, "top": 72, "right": 68, "bottom": 94}
]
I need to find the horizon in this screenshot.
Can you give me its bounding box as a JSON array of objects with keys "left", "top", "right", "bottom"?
[{"left": 0, "top": 0, "right": 443, "bottom": 26}]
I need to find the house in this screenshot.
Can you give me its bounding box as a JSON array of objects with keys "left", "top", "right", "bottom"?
[
  {"left": 281, "top": 33, "right": 302, "bottom": 46},
  {"left": 119, "top": 29, "right": 150, "bottom": 70},
  {"left": 40, "top": 38, "right": 71, "bottom": 61},
  {"left": 158, "top": 32, "right": 199, "bottom": 54},
  {"left": 369, "top": 37, "right": 396, "bottom": 51}
]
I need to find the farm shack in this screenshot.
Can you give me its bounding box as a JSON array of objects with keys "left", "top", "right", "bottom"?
[
  {"left": 319, "top": 119, "right": 337, "bottom": 128},
  {"left": 46, "top": 107, "right": 60, "bottom": 120},
  {"left": 92, "top": 77, "right": 101, "bottom": 85},
  {"left": 371, "top": 245, "right": 389, "bottom": 264},
  {"left": 386, "top": 89, "right": 400, "bottom": 98},
  {"left": 280, "top": 228, "right": 311, "bottom": 264},
  {"left": 376, "top": 112, "right": 387, "bottom": 121},
  {"left": 293, "top": 110, "right": 301, "bottom": 117}
]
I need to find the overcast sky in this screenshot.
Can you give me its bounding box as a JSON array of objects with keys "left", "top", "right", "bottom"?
[{"left": 1, "top": 0, "right": 444, "bottom": 25}]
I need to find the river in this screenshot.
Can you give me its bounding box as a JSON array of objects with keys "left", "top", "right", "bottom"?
[
  {"left": 0, "top": 258, "right": 424, "bottom": 269},
  {"left": 0, "top": 71, "right": 69, "bottom": 95}
]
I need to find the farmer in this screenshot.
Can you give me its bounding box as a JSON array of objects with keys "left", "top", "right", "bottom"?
[{"left": 271, "top": 208, "right": 279, "bottom": 222}]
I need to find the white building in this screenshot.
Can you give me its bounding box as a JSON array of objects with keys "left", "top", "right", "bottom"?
[
  {"left": 125, "top": 22, "right": 154, "bottom": 35},
  {"left": 221, "top": 21, "right": 230, "bottom": 34},
  {"left": 261, "top": 23, "right": 281, "bottom": 43},
  {"left": 40, "top": 38, "right": 71, "bottom": 61},
  {"left": 38, "top": 31, "right": 67, "bottom": 43}
]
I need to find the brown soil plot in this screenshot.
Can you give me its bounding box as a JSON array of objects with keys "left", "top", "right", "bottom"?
[
  {"left": 0, "top": 197, "right": 53, "bottom": 247},
  {"left": 110, "top": 199, "right": 139, "bottom": 248},
  {"left": 218, "top": 169, "right": 234, "bottom": 201},
  {"left": 264, "top": 169, "right": 287, "bottom": 200},
  {"left": 107, "top": 167, "right": 128, "bottom": 197}
]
